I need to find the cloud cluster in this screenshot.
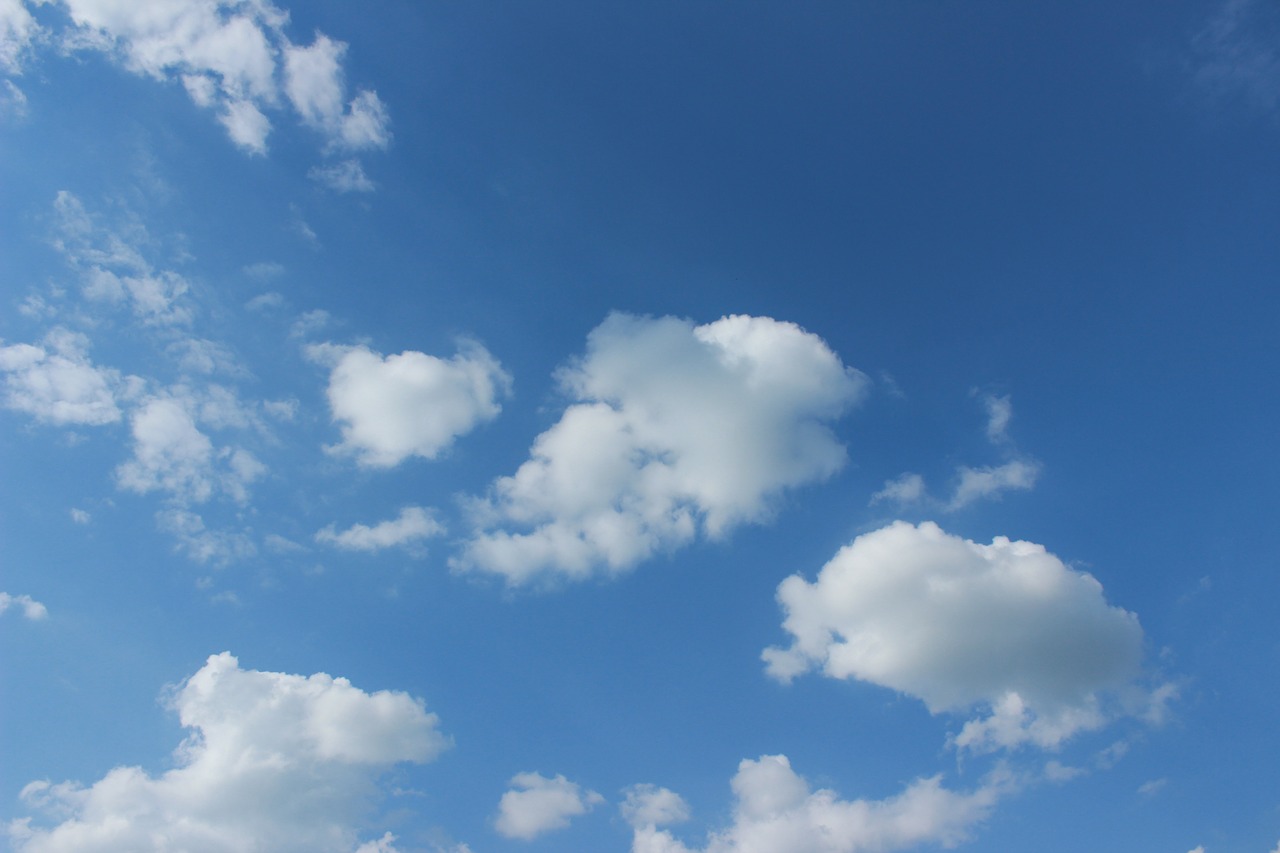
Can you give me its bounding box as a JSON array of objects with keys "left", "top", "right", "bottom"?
[
  {"left": 0, "top": 591, "right": 48, "bottom": 620},
  {"left": 871, "top": 393, "right": 1039, "bottom": 511},
  {"left": 0, "top": 0, "right": 38, "bottom": 74},
  {"left": 0, "top": 328, "right": 130, "bottom": 425},
  {"left": 455, "top": 313, "right": 867, "bottom": 585},
  {"left": 31, "top": 0, "right": 391, "bottom": 156},
  {"left": 309, "top": 342, "right": 511, "bottom": 469},
  {"left": 116, "top": 391, "right": 265, "bottom": 505},
  {"left": 8, "top": 652, "right": 448, "bottom": 852},
  {"left": 316, "top": 506, "right": 445, "bottom": 552},
  {"left": 764, "top": 521, "right": 1146, "bottom": 751},
  {"left": 628, "top": 754, "right": 1004, "bottom": 853},
  {"left": 495, "top": 772, "right": 603, "bottom": 840}
]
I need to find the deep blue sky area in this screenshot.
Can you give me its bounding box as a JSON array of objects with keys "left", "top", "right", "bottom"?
[{"left": 1, "top": 2, "right": 1278, "bottom": 852}]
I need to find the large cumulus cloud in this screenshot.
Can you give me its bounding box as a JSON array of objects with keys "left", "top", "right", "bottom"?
[
  {"left": 8, "top": 653, "right": 449, "bottom": 852},
  {"left": 764, "top": 521, "right": 1148, "bottom": 751},
  {"left": 454, "top": 313, "right": 867, "bottom": 585}
]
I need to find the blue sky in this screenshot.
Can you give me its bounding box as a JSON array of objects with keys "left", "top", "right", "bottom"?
[{"left": 1, "top": 1, "right": 1278, "bottom": 851}]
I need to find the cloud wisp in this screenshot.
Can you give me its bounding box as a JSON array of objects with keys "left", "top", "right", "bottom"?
[{"left": 316, "top": 506, "right": 445, "bottom": 553}]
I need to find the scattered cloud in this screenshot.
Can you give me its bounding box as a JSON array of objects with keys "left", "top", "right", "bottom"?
[
  {"left": 8, "top": 652, "right": 448, "bottom": 852},
  {"left": 981, "top": 393, "right": 1013, "bottom": 444},
  {"left": 871, "top": 394, "right": 1040, "bottom": 512},
  {"left": 764, "top": 521, "right": 1149, "bottom": 752},
  {"left": 310, "top": 158, "right": 375, "bottom": 192},
  {"left": 946, "top": 458, "right": 1041, "bottom": 511},
  {"left": 0, "top": 592, "right": 48, "bottom": 620},
  {"left": 116, "top": 392, "right": 265, "bottom": 505},
  {"left": 41, "top": 0, "right": 390, "bottom": 156},
  {"left": 621, "top": 785, "right": 691, "bottom": 830},
  {"left": 1191, "top": 0, "right": 1280, "bottom": 114},
  {"left": 1137, "top": 777, "right": 1168, "bottom": 797},
  {"left": 0, "top": 0, "right": 40, "bottom": 74},
  {"left": 316, "top": 506, "right": 444, "bottom": 553},
  {"left": 308, "top": 340, "right": 510, "bottom": 468},
  {"left": 629, "top": 755, "right": 1007, "bottom": 853},
  {"left": 455, "top": 313, "right": 867, "bottom": 585},
  {"left": 52, "top": 191, "right": 194, "bottom": 327},
  {"left": 495, "top": 772, "right": 604, "bottom": 841},
  {"left": 69, "top": 507, "right": 90, "bottom": 524},
  {"left": 157, "top": 508, "right": 256, "bottom": 565},
  {"left": 0, "top": 328, "right": 130, "bottom": 426},
  {"left": 870, "top": 472, "right": 925, "bottom": 506}
]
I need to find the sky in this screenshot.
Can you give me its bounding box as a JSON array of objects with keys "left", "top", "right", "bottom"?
[{"left": 1, "top": 1, "right": 1278, "bottom": 851}]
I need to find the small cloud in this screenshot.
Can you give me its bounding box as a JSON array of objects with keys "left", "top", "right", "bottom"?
[
  {"left": 243, "top": 263, "right": 285, "bottom": 282},
  {"left": 980, "top": 393, "right": 1013, "bottom": 444},
  {"left": 290, "top": 309, "right": 330, "bottom": 339},
  {"left": 309, "top": 159, "right": 375, "bottom": 193},
  {"left": 1137, "top": 778, "right": 1168, "bottom": 797},
  {"left": 69, "top": 508, "right": 91, "bottom": 524},
  {"left": 946, "top": 458, "right": 1040, "bottom": 511},
  {"left": 620, "top": 784, "right": 690, "bottom": 829},
  {"left": 495, "top": 772, "right": 603, "bottom": 840},
  {"left": 246, "top": 291, "right": 285, "bottom": 312},
  {"left": 264, "top": 533, "right": 306, "bottom": 554},
  {"left": 0, "top": 592, "right": 48, "bottom": 621},
  {"left": 870, "top": 472, "right": 926, "bottom": 507},
  {"left": 316, "top": 507, "right": 444, "bottom": 553}
]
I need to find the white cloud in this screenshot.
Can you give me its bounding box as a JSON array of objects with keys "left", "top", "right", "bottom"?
[
  {"left": 309, "top": 341, "right": 510, "bottom": 468},
  {"left": 157, "top": 509, "right": 256, "bottom": 565},
  {"left": 310, "top": 158, "right": 375, "bottom": 192},
  {"left": 869, "top": 472, "right": 925, "bottom": 507},
  {"left": 455, "top": 313, "right": 866, "bottom": 585},
  {"left": 283, "top": 35, "right": 390, "bottom": 150},
  {"left": 630, "top": 755, "right": 1005, "bottom": 853},
  {"left": 0, "top": 592, "right": 48, "bottom": 620},
  {"left": 495, "top": 772, "right": 604, "bottom": 841},
  {"left": 316, "top": 506, "right": 444, "bottom": 553},
  {"left": 0, "top": 328, "right": 127, "bottom": 426},
  {"left": 69, "top": 507, "right": 91, "bottom": 524},
  {"left": 116, "top": 392, "right": 265, "bottom": 505},
  {"left": 52, "top": 191, "right": 194, "bottom": 327},
  {"left": 0, "top": 0, "right": 40, "bottom": 74},
  {"left": 44, "top": 0, "right": 390, "bottom": 155},
  {"left": 622, "top": 785, "right": 691, "bottom": 829},
  {"left": 982, "top": 393, "right": 1013, "bottom": 444},
  {"left": 946, "top": 458, "right": 1040, "bottom": 511},
  {"left": 8, "top": 652, "right": 449, "bottom": 852},
  {"left": 1137, "top": 777, "right": 1167, "bottom": 797},
  {"left": 763, "top": 521, "right": 1147, "bottom": 752}
]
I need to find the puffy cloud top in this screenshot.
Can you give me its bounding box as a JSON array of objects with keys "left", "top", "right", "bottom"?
[
  {"left": 309, "top": 341, "right": 511, "bottom": 469},
  {"left": 9, "top": 652, "right": 448, "bottom": 852},
  {"left": 764, "top": 521, "right": 1146, "bottom": 750},
  {"left": 455, "top": 313, "right": 867, "bottom": 585},
  {"left": 0, "top": 328, "right": 125, "bottom": 426},
  {"left": 495, "top": 772, "right": 603, "bottom": 840},
  {"left": 630, "top": 754, "right": 1003, "bottom": 853}
]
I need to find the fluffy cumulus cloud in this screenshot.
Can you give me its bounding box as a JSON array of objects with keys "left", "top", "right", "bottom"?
[
  {"left": 629, "top": 755, "right": 1004, "bottom": 853},
  {"left": 316, "top": 506, "right": 444, "bottom": 552},
  {"left": 8, "top": 652, "right": 449, "bottom": 852},
  {"left": 455, "top": 313, "right": 867, "bottom": 585},
  {"left": 0, "top": 592, "right": 48, "bottom": 620},
  {"left": 309, "top": 341, "right": 510, "bottom": 469},
  {"left": 495, "top": 772, "right": 604, "bottom": 841},
  {"left": 764, "top": 521, "right": 1147, "bottom": 752},
  {"left": 622, "top": 785, "right": 691, "bottom": 830},
  {"left": 41, "top": 0, "right": 390, "bottom": 155},
  {"left": 0, "top": 328, "right": 130, "bottom": 425},
  {"left": 116, "top": 392, "right": 265, "bottom": 505}
]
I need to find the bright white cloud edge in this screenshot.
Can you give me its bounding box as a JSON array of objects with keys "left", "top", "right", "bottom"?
[
  {"left": 455, "top": 312, "right": 868, "bottom": 586},
  {"left": 764, "top": 520, "right": 1151, "bottom": 752},
  {"left": 8, "top": 652, "right": 449, "bottom": 853}
]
